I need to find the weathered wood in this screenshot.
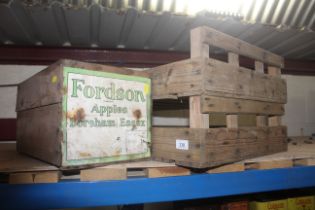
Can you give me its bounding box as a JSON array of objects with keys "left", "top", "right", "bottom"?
[
  {"left": 268, "top": 66, "right": 282, "bottom": 77},
  {"left": 226, "top": 115, "right": 238, "bottom": 129},
  {"left": 255, "top": 61, "right": 264, "bottom": 73},
  {"left": 16, "top": 59, "right": 151, "bottom": 168},
  {"left": 207, "top": 162, "right": 244, "bottom": 174},
  {"left": 228, "top": 52, "right": 239, "bottom": 66},
  {"left": 191, "top": 27, "right": 209, "bottom": 58},
  {"left": 145, "top": 166, "right": 191, "bottom": 178},
  {"left": 80, "top": 167, "right": 127, "bottom": 181},
  {"left": 201, "top": 95, "right": 284, "bottom": 115},
  {"left": 9, "top": 171, "right": 59, "bottom": 184},
  {"left": 152, "top": 127, "right": 287, "bottom": 168},
  {"left": 149, "top": 58, "right": 204, "bottom": 99},
  {"left": 203, "top": 58, "right": 287, "bottom": 103},
  {"left": 150, "top": 57, "right": 287, "bottom": 103},
  {"left": 17, "top": 103, "right": 62, "bottom": 166},
  {"left": 0, "top": 143, "right": 58, "bottom": 173},
  {"left": 269, "top": 116, "right": 281, "bottom": 126},
  {"left": 256, "top": 116, "right": 267, "bottom": 127},
  {"left": 189, "top": 96, "right": 209, "bottom": 128},
  {"left": 192, "top": 26, "right": 284, "bottom": 67},
  {"left": 294, "top": 158, "right": 315, "bottom": 166},
  {"left": 16, "top": 59, "right": 149, "bottom": 112},
  {"left": 246, "top": 159, "right": 293, "bottom": 170}
]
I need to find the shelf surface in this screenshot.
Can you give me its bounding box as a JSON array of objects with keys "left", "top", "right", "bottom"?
[{"left": 1, "top": 166, "right": 315, "bottom": 209}]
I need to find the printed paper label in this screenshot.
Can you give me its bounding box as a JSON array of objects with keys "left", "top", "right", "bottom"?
[{"left": 176, "top": 139, "right": 189, "bottom": 150}]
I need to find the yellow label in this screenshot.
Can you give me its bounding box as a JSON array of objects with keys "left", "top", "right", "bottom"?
[
  {"left": 288, "top": 196, "right": 314, "bottom": 210},
  {"left": 250, "top": 200, "right": 287, "bottom": 210},
  {"left": 51, "top": 75, "right": 58, "bottom": 84},
  {"left": 144, "top": 84, "right": 149, "bottom": 95}
]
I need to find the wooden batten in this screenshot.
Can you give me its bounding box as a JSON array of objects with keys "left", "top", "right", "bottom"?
[
  {"left": 191, "top": 26, "right": 284, "bottom": 68},
  {"left": 80, "top": 167, "right": 127, "bottom": 181},
  {"left": 226, "top": 115, "right": 238, "bottom": 129},
  {"left": 145, "top": 166, "right": 191, "bottom": 178},
  {"left": 255, "top": 61, "right": 264, "bottom": 73},
  {"left": 189, "top": 96, "right": 209, "bottom": 128},
  {"left": 228, "top": 52, "right": 239, "bottom": 66},
  {"left": 268, "top": 116, "right": 282, "bottom": 126},
  {"left": 256, "top": 116, "right": 267, "bottom": 127},
  {"left": 201, "top": 96, "right": 284, "bottom": 115},
  {"left": 9, "top": 171, "right": 59, "bottom": 184}
]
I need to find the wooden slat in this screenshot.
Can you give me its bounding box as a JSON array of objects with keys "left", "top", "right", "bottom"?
[
  {"left": 294, "top": 158, "right": 315, "bottom": 166},
  {"left": 228, "top": 52, "right": 239, "bottom": 66},
  {"left": 201, "top": 95, "right": 284, "bottom": 115},
  {"left": 189, "top": 96, "right": 209, "bottom": 128},
  {"left": 255, "top": 61, "right": 264, "bottom": 73},
  {"left": 268, "top": 66, "right": 282, "bottom": 77},
  {"left": 269, "top": 116, "right": 281, "bottom": 126},
  {"left": 246, "top": 159, "right": 293, "bottom": 170},
  {"left": 256, "top": 116, "right": 267, "bottom": 127},
  {"left": 191, "top": 27, "right": 284, "bottom": 67},
  {"left": 191, "top": 27, "right": 209, "bottom": 58},
  {"left": 9, "top": 171, "right": 59, "bottom": 184},
  {"left": 207, "top": 163, "right": 244, "bottom": 174},
  {"left": 146, "top": 166, "right": 191, "bottom": 178},
  {"left": 149, "top": 58, "right": 204, "bottom": 99},
  {"left": 152, "top": 126, "right": 287, "bottom": 168},
  {"left": 203, "top": 58, "right": 287, "bottom": 103},
  {"left": 226, "top": 115, "right": 238, "bottom": 128},
  {"left": 80, "top": 167, "right": 127, "bottom": 181},
  {"left": 150, "top": 58, "right": 287, "bottom": 103}
]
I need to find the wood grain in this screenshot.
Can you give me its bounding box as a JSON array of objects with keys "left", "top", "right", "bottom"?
[
  {"left": 201, "top": 96, "right": 284, "bottom": 115},
  {"left": 192, "top": 26, "right": 284, "bottom": 67},
  {"left": 17, "top": 103, "right": 62, "bottom": 167},
  {"left": 80, "top": 167, "right": 127, "bottom": 181}
]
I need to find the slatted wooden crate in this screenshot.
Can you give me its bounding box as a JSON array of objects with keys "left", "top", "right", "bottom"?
[{"left": 150, "top": 26, "right": 287, "bottom": 168}]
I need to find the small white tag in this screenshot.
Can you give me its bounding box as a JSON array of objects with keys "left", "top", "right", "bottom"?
[{"left": 176, "top": 139, "right": 189, "bottom": 150}]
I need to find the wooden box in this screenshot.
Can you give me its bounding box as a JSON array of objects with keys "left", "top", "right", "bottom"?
[
  {"left": 150, "top": 26, "right": 287, "bottom": 168},
  {"left": 16, "top": 60, "right": 151, "bottom": 168}
]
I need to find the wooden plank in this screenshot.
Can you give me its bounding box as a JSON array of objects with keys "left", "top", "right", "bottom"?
[
  {"left": 192, "top": 26, "right": 284, "bottom": 67},
  {"left": 256, "top": 116, "right": 267, "bottom": 127},
  {"left": 203, "top": 58, "right": 287, "bottom": 103},
  {"left": 201, "top": 95, "right": 284, "bottom": 115},
  {"left": 103, "top": 160, "right": 176, "bottom": 169},
  {"left": 16, "top": 59, "right": 149, "bottom": 111},
  {"left": 146, "top": 166, "right": 191, "bottom": 178},
  {"left": 152, "top": 127, "right": 287, "bottom": 168},
  {"left": 294, "top": 158, "right": 315, "bottom": 166},
  {"left": 80, "top": 167, "right": 127, "bottom": 181},
  {"left": 149, "top": 58, "right": 204, "bottom": 99},
  {"left": 228, "top": 52, "right": 239, "bottom": 66},
  {"left": 9, "top": 171, "right": 59, "bottom": 184},
  {"left": 190, "top": 96, "right": 209, "bottom": 128},
  {"left": 268, "top": 66, "right": 282, "bottom": 77},
  {"left": 17, "top": 104, "right": 62, "bottom": 167},
  {"left": 255, "top": 61, "right": 264, "bottom": 73},
  {"left": 191, "top": 27, "right": 209, "bottom": 58},
  {"left": 269, "top": 116, "right": 281, "bottom": 126},
  {"left": 0, "top": 143, "right": 58, "bottom": 173},
  {"left": 226, "top": 115, "right": 238, "bottom": 128},
  {"left": 246, "top": 159, "right": 293, "bottom": 170},
  {"left": 207, "top": 163, "right": 244, "bottom": 174}
]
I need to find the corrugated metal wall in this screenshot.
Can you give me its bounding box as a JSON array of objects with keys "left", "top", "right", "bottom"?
[{"left": 0, "top": 0, "right": 314, "bottom": 59}]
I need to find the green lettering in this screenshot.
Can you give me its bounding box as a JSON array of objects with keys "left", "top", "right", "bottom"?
[{"left": 71, "top": 79, "right": 84, "bottom": 97}]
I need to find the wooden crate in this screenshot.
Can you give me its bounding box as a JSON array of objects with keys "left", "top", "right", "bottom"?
[
  {"left": 16, "top": 59, "right": 151, "bottom": 168},
  {"left": 150, "top": 26, "right": 287, "bottom": 168}
]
